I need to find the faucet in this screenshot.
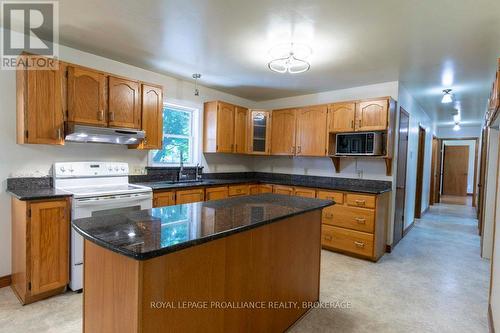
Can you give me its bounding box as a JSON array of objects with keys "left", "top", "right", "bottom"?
[
  {"left": 195, "top": 163, "right": 202, "bottom": 180},
  {"left": 178, "top": 150, "right": 188, "bottom": 181}
]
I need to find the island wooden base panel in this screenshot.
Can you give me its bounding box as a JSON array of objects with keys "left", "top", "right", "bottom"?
[{"left": 84, "top": 210, "right": 322, "bottom": 333}]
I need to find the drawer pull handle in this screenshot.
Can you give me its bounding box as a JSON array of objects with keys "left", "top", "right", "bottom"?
[
  {"left": 355, "top": 200, "right": 366, "bottom": 206},
  {"left": 324, "top": 235, "right": 333, "bottom": 241},
  {"left": 354, "top": 218, "right": 366, "bottom": 224},
  {"left": 354, "top": 241, "right": 365, "bottom": 248},
  {"left": 326, "top": 196, "right": 335, "bottom": 200},
  {"left": 324, "top": 213, "right": 334, "bottom": 219}
]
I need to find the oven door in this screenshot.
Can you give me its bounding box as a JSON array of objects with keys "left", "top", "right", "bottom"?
[{"left": 70, "top": 191, "right": 152, "bottom": 290}]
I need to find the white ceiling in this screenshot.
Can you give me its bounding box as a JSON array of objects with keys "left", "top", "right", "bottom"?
[{"left": 38, "top": 0, "right": 500, "bottom": 124}]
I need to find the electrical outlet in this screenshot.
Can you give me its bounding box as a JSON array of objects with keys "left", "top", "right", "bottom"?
[{"left": 357, "top": 169, "right": 363, "bottom": 179}]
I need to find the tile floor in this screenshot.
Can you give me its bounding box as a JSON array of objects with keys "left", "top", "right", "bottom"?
[{"left": 0, "top": 202, "right": 490, "bottom": 333}]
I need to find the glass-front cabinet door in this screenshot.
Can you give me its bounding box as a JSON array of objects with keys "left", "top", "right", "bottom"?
[{"left": 248, "top": 110, "right": 271, "bottom": 155}]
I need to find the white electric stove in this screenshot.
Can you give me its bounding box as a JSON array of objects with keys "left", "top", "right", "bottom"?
[{"left": 53, "top": 162, "right": 152, "bottom": 291}]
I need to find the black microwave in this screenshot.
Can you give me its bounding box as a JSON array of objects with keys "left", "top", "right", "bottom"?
[{"left": 335, "top": 132, "right": 383, "bottom": 156}]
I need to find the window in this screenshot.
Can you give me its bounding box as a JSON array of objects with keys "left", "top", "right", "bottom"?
[{"left": 149, "top": 103, "right": 198, "bottom": 165}]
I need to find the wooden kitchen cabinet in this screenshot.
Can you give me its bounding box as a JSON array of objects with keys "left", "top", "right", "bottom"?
[
  {"left": 355, "top": 99, "right": 388, "bottom": 131},
  {"left": 153, "top": 191, "right": 175, "bottom": 208},
  {"left": 248, "top": 110, "right": 271, "bottom": 155},
  {"left": 11, "top": 198, "right": 69, "bottom": 304},
  {"left": 67, "top": 66, "right": 107, "bottom": 126},
  {"left": 273, "top": 185, "right": 294, "bottom": 196},
  {"left": 228, "top": 185, "right": 249, "bottom": 197},
  {"left": 108, "top": 76, "right": 141, "bottom": 129},
  {"left": 204, "top": 101, "right": 235, "bottom": 153},
  {"left": 175, "top": 189, "right": 205, "bottom": 204},
  {"left": 134, "top": 84, "right": 163, "bottom": 149},
  {"left": 328, "top": 102, "right": 356, "bottom": 133},
  {"left": 16, "top": 55, "right": 64, "bottom": 144},
  {"left": 205, "top": 186, "right": 229, "bottom": 201},
  {"left": 259, "top": 184, "right": 274, "bottom": 193},
  {"left": 294, "top": 187, "right": 317, "bottom": 198},
  {"left": 234, "top": 106, "right": 248, "bottom": 153},
  {"left": 295, "top": 105, "right": 328, "bottom": 156},
  {"left": 270, "top": 108, "right": 296, "bottom": 155}
]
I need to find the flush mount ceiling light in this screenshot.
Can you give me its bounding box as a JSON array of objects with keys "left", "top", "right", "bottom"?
[
  {"left": 268, "top": 43, "right": 311, "bottom": 74},
  {"left": 441, "top": 89, "right": 453, "bottom": 104}
]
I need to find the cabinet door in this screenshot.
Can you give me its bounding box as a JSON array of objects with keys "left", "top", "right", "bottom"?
[
  {"left": 206, "top": 187, "right": 228, "bottom": 201},
  {"left": 328, "top": 103, "right": 355, "bottom": 133},
  {"left": 29, "top": 200, "right": 69, "bottom": 295},
  {"left": 216, "top": 102, "right": 235, "bottom": 153},
  {"left": 248, "top": 110, "right": 271, "bottom": 155},
  {"left": 153, "top": 191, "right": 175, "bottom": 207},
  {"left": 176, "top": 189, "right": 205, "bottom": 204},
  {"left": 108, "top": 76, "right": 141, "bottom": 129},
  {"left": 259, "top": 184, "right": 273, "bottom": 193},
  {"left": 228, "top": 185, "right": 249, "bottom": 197},
  {"left": 355, "top": 99, "right": 388, "bottom": 131},
  {"left": 21, "top": 61, "right": 64, "bottom": 144},
  {"left": 140, "top": 84, "right": 163, "bottom": 149},
  {"left": 233, "top": 106, "right": 248, "bottom": 153},
  {"left": 270, "top": 109, "right": 296, "bottom": 155},
  {"left": 296, "top": 106, "right": 328, "bottom": 156},
  {"left": 67, "top": 66, "right": 106, "bottom": 126}
]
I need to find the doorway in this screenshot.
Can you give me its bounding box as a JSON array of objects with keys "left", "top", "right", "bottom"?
[
  {"left": 429, "top": 136, "right": 441, "bottom": 205},
  {"left": 439, "top": 138, "right": 479, "bottom": 207},
  {"left": 414, "top": 125, "right": 426, "bottom": 219},
  {"left": 393, "top": 108, "right": 409, "bottom": 247}
]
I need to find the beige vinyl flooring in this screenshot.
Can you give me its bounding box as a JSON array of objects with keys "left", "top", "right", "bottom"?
[{"left": 0, "top": 202, "right": 490, "bottom": 333}]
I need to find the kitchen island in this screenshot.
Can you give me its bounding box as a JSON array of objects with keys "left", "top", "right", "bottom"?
[{"left": 72, "top": 193, "right": 334, "bottom": 333}]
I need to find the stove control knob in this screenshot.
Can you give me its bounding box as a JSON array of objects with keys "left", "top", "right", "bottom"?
[
  {"left": 120, "top": 167, "right": 125, "bottom": 171},
  {"left": 69, "top": 167, "right": 74, "bottom": 173},
  {"left": 108, "top": 166, "right": 113, "bottom": 171},
  {"left": 114, "top": 166, "right": 119, "bottom": 171},
  {"left": 59, "top": 166, "right": 65, "bottom": 172}
]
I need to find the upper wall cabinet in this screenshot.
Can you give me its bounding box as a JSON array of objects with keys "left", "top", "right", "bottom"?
[
  {"left": 234, "top": 106, "right": 248, "bottom": 154},
  {"left": 248, "top": 110, "right": 271, "bottom": 155},
  {"left": 67, "top": 66, "right": 107, "bottom": 126},
  {"left": 328, "top": 102, "right": 356, "bottom": 133},
  {"left": 108, "top": 76, "right": 141, "bottom": 129},
  {"left": 204, "top": 101, "right": 251, "bottom": 154},
  {"left": 16, "top": 55, "right": 64, "bottom": 144},
  {"left": 296, "top": 105, "right": 328, "bottom": 156},
  {"left": 137, "top": 84, "right": 163, "bottom": 150},
  {"left": 355, "top": 99, "right": 388, "bottom": 131},
  {"left": 270, "top": 108, "right": 297, "bottom": 155},
  {"left": 489, "top": 59, "right": 500, "bottom": 113}
]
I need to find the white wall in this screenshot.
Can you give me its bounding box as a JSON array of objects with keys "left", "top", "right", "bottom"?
[
  {"left": 437, "top": 125, "right": 482, "bottom": 138},
  {"left": 252, "top": 81, "right": 399, "bottom": 181},
  {"left": 442, "top": 140, "right": 476, "bottom": 194},
  {"left": 0, "top": 30, "right": 259, "bottom": 277},
  {"left": 483, "top": 129, "right": 499, "bottom": 259},
  {"left": 396, "top": 84, "right": 434, "bottom": 236}
]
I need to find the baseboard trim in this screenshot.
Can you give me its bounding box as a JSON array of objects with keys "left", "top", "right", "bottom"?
[
  {"left": 403, "top": 221, "right": 416, "bottom": 237},
  {"left": 385, "top": 244, "right": 392, "bottom": 253},
  {"left": 0, "top": 275, "right": 11, "bottom": 288},
  {"left": 421, "top": 206, "right": 430, "bottom": 216},
  {"left": 490, "top": 303, "right": 495, "bottom": 333}
]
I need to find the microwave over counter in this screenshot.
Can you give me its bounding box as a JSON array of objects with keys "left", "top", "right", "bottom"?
[{"left": 335, "top": 132, "right": 384, "bottom": 156}]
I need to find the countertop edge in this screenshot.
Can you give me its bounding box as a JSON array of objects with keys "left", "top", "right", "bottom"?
[{"left": 72, "top": 201, "right": 334, "bottom": 261}]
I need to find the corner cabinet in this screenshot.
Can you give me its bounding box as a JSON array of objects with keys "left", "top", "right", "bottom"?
[
  {"left": 248, "top": 110, "right": 271, "bottom": 155},
  {"left": 16, "top": 55, "right": 64, "bottom": 144},
  {"left": 67, "top": 66, "right": 107, "bottom": 126},
  {"left": 11, "top": 197, "right": 70, "bottom": 304},
  {"left": 108, "top": 76, "right": 141, "bottom": 129}
]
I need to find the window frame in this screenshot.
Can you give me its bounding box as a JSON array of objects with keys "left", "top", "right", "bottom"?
[{"left": 148, "top": 102, "right": 199, "bottom": 166}]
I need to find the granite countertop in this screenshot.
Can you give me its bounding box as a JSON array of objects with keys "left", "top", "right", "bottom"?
[
  {"left": 136, "top": 177, "right": 391, "bottom": 194},
  {"left": 72, "top": 193, "right": 334, "bottom": 260},
  {"left": 7, "top": 187, "right": 72, "bottom": 201}
]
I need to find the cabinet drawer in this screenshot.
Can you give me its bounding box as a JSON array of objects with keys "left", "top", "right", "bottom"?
[
  {"left": 259, "top": 184, "right": 273, "bottom": 193},
  {"left": 175, "top": 189, "right": 205, "bottom": 205},
  {"left": 346, "top": 193, "right": 375, "bottom": 209},
  {"left": 273, "top": 185, "right": 294, "bottom": 196},
  {"left": 322, "top": 206, "right": 375, "bottom": 233},
  {"left": 205, "top": 186, "right": 228, "bottom": 201},
  {"left": 249, "top": 184, "right": 260, "bottom": 195},
  {"left": 294, "top": 187, "right": 316, "bottom": 198},
  {"left": 228, "top": 185, "right": 249, "bottom": 197},
  {"left": 317, "top": 190, "right": 344, "bottom": 204},
  {"left": 322, "top": 225, "right": 373, "bottom": 257}
]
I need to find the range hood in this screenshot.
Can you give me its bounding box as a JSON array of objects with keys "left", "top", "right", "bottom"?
[{"left": 65, "top": 123, "right": 145, "bottom": 145}]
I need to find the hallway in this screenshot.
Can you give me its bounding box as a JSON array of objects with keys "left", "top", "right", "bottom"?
[{"left": 292, "top": 202, "right": 490, "bottom": 332}]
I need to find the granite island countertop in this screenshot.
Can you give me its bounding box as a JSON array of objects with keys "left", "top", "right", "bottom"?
[{"left": 72, "top": 193, "right": 334, "bottom": 260}]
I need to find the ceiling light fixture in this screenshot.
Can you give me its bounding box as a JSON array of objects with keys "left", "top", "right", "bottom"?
[
  {"left": 268, "top": 43, "right": 311, "bottom": 74},
  {"left": 441, "top": 89, "right": 453, "bottom": 104},
  {"left": 192, "top": 73, "right": 201, "bottom": 96}
]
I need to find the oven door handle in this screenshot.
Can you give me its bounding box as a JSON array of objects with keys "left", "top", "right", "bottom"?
[{"left": 74, "top": 193, "right": 152, "bottom": 206}]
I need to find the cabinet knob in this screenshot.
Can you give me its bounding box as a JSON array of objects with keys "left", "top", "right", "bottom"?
[
  {"left": 97, "top": 110, "right": 104, "bottom": 121},
  {"left": 324, "top": 213, "right": 334, "bottom": 219},
  {"left": 324, "top": 235, "right": 333, "bottom": 241},
  {"left": 351, "top": 120, "right": 354, "bottom": 129},
  {"left": 354, "top": 241, "right": 365, "bottom": 248}
]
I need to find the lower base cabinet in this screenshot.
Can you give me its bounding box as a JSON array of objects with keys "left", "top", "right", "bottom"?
[
  {"left": 11, "top": 197, "right": 70, "bottom": 304},
  {"left": 175, "top": 189, "right": 205, "bottom": 204}
]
